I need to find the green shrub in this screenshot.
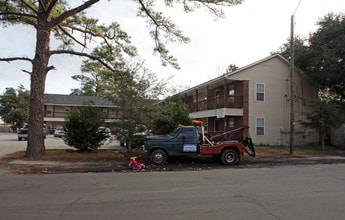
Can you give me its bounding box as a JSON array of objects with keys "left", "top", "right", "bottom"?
[{"left": 64, "top": 105, "right": 108, "bottom": 150}]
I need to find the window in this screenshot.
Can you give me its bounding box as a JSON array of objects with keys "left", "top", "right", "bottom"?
[
  {"left": 256, "top": 118, "right": 265, "bottom": 135},
  {"left": 215, "top": 89, "right": 221, "bottom": 107},
  {"left": 202, "top": 95, "right": 207, "bottom": 110},
  {"left": 227, "top": 117, "right": 237, "bottom": 141},
  {"left": 46, "top": 107, "right": 53, "bottom": 116},
  {"left": 102, "top": 108, "right": 108, "bottom": 115},
  {"left": 256, "top": 83, "right": 265, "bottom": 101},
  {"left": 215, "top": 90, "right": 220, "bottom": 98},
  {"left": 179, "top": 130, "right": 194, "bottom": 140},
  {"left": 228, "top": 85, "right": 235, "bottom": 103},
  {"left": 228, "top": 117, "right": 235, "bottom": 130},
  {"left": 214, "top": 119, "right": 220, "bottom": 132}
]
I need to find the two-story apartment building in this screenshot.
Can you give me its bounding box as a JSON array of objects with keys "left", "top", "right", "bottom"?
[
  {"left": 44, "top": 94, "right": 118, "bottom": 133},
  {"left": 180, "top": 54, "right": 318, "bottom": 146}
]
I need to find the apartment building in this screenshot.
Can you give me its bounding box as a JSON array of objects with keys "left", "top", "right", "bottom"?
[
  {"left": 44, "top": 94, "right": 118, "bottom": 133},
  {"left": 180, "top": 54, "right": 318, "bottom": 146}
]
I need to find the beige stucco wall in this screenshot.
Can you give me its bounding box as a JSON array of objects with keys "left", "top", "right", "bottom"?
[{"left": 228, "top": 56, "right": 318, "bottom": 146}]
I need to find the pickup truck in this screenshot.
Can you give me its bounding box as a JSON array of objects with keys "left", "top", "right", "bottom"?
[
  {"left": 144, "top": 121, "right": 255, "bottom": 165},
  {"left": 17, "top": 124, "right": 48, "bottom": 141},
  {"left": 118, "top": 125, "right": 151, "bottom": 148}
]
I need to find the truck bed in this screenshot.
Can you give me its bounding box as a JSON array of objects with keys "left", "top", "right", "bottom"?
[{"left": 200, "top": 142, "right": 245, "bottom": 155}]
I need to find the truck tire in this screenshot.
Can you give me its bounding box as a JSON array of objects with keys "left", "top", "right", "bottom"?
[
  {"left": 221, "top": 149, "right": 239, "bottom": 165},
  {"left": 150, "top": 149, "right": 167, "bottom": 165}
]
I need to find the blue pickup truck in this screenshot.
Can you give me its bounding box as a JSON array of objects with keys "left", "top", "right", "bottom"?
[{"left": 17, "top": 124, "right": 48, "bottom": 141}]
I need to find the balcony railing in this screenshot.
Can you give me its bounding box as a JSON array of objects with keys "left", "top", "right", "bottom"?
[
  {"left": 44, "top": 111, "right": 118, "bottom": 119},
  {"left": 186, "top": 95, "right": 243, "bottom": 113}
]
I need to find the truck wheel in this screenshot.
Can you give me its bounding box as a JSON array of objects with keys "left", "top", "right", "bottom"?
[
  {"left": 221, "top": 149, "right": 239, "bottom": 165},
  {"left": 150, "top": 149, "right": 167, "bottom": 165}
]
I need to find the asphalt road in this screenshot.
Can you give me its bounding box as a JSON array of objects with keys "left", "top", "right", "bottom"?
[
  {"left": 1, "top": 133, "right": 345, "bottom": 219},
  {"left": 0, "top": 163, "right": 344, "bottom": 219}
]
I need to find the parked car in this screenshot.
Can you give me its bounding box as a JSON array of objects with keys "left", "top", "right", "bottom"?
[
  {"left": 98, "top": 127, "right": 111, "bottom": 138},
  {"left": 17, "top": 124, "right": 48, "bottom": 141},
  {"left": 53, "top": 126, "right": 65, "bottom": 137},
  {"left": 118, "top": 125, "right": 151, "bottom": 147}
]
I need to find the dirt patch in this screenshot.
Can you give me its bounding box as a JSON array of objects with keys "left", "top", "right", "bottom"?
[{"left": 1, "top": 146, "right": 345, "bottom": 174}]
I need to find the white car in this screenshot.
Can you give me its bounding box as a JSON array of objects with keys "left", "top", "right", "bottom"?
[
  {"left": 98, "top": 127, "right": 111, "bottom": 138},
  {"left": 54, "top": 126, "right": 65, "bottom": 137}
]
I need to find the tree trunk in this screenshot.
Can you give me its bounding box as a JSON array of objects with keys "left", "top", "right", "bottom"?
[
  {"left": 128, "top": 138, "right": 133, "bottom": 151},
  {"left": 320, "top": 131, "right": 325, "bottom": 151},
  {"left": 25, "top": 9, "right": 51, "bottom": 158}
]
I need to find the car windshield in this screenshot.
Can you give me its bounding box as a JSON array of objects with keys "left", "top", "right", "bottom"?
[
  {"left": 167, "top": 127, "right": 181, "bottom": 138},
  {"left": 135, "top": 125, "right": 147, "bottom": 132},
  {"left": 98, "top": 127, "right": 110, "bottom": 133},
  {"left": 21, "top": 124, "right": 47, "bottom": 130}
]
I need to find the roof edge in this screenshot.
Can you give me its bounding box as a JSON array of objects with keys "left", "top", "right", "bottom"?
[{"left": 179, "top": 54, "right": 291, "bottom": 94}]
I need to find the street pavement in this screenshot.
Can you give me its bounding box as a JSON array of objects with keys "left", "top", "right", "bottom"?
[
  {"left": 1, "top": 132, "right": 345, "bottom": 219},
  {"left": 1, "top": 163, "right": 345, "bottom": 219}
]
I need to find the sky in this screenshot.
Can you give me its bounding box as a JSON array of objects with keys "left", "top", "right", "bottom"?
[{"left": 0, "top": 0, "right": 344, "bottom": 95}]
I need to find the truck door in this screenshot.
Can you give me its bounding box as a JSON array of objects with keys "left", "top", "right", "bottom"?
[{"left": 175, "top": 129, "right": 198, "bottom": 155}]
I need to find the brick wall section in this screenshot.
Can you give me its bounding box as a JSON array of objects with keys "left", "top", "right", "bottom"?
[{"left": 242, "top": 80, "right": 249, "bottom": 137}]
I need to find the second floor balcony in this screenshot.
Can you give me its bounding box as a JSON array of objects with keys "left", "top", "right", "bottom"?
[
  {"left": 185, "top": 95, "right": 243, "bottom": 113},
  {"left": 44, "top": 110, "right": 119, "bottom": 120}
]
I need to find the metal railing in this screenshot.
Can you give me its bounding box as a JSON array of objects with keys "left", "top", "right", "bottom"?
[
  {"left": 44, "top": 111, "right": 118, "bottom": 119},
  {"left": 186, "top": 95, "right": 243, "bottom": 112}
]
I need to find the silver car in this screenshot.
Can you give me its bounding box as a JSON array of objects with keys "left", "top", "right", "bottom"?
[{"left": 54, "top": 126, "right": 65, "bottom": 137}]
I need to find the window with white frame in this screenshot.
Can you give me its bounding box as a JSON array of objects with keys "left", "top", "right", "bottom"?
[
  {"left": 256, "top": 118, "right": 265, "bottom": 135},
  {"left": 256, "top": 83, "right": 265, "bottom": 101}
]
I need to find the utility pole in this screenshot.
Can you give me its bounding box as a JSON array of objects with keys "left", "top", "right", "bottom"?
[
  {"left": 289, "top": 15, "right": 295, "bottom": 156},
  {"left": 289, "top": 0, "right": 301, "bottom": 156}
]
